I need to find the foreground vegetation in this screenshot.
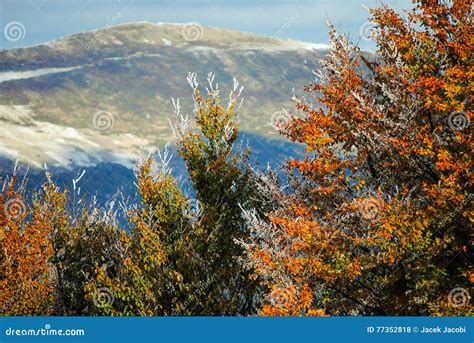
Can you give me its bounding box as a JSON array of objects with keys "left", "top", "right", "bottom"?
[{"left": 1, "top": 0, "right": 472, "bottom": 316}]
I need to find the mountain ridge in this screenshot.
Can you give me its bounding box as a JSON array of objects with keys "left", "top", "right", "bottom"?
[{"left": 0, "top": 22, "right": 320, "bottom": 171}]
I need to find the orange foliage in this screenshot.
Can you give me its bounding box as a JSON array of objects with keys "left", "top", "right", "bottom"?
[
  {"left": 0, "top": 176, "right": 54, "bottom": 315},
  {"left": 243, "top": 0, "right": 473, "bottom": 316}
]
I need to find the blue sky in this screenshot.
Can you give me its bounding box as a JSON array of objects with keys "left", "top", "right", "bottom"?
[{"left": 0, "top": 0, "right": 413, "bottom": 50}]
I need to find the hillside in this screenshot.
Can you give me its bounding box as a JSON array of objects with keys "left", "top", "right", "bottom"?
[{"left": 0, "top": 22, "right": 324, "bottom": 170}]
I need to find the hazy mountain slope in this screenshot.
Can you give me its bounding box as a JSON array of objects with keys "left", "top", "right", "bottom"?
[
  {"left": 1, "top": 132, "right": 302, "bottom": 207},
  {"left": 0, "top": 22, "right": 323, "bottom": 170}
]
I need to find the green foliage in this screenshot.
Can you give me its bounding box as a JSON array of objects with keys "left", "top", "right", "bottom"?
[
  {"left": 85, "top": 159, "right": 195, "bottom": 315},
  {"left": 82, "top": 73, "right": 263, "bottom": 315},
  {"left": 174, "top": 73, "right": 263, "bottom": 314}
]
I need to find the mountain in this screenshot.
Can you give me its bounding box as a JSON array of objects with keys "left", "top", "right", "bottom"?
[
  {"left": 0, "top": 22, "right": 324, "bottom": 198},
  {"left": 0, "top": 131, "right": 303, "bottom": 208}
]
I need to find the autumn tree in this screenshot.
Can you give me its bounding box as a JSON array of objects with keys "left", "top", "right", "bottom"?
[
  {"left": 84, "top": 157, "right": 197, "bottom": 315},
  {"left": 39, "top": 176, "right": 124, "bottom": 315},
  {"left": 0, "top": 165, "right": 55, "bottom": 315},
  {"left": 0, "top": 165, "right": 125, "bottom": 316},
  {"left": 241, "top": 0, "right": 472, "bottom": 316},
  {"left": 173, "top": 73, "right": 265, "bottom": 314},
  {"left": 86, "top": 73, "right": 264, "bottom": 315}
]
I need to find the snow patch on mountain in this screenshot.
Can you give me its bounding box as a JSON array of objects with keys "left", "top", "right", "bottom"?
[
  {"left": 0, "top": 66, "right": 82, "bottom": 83},
  {"left": 0, "top": 108, "right": 154, "bottom": 169}
]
